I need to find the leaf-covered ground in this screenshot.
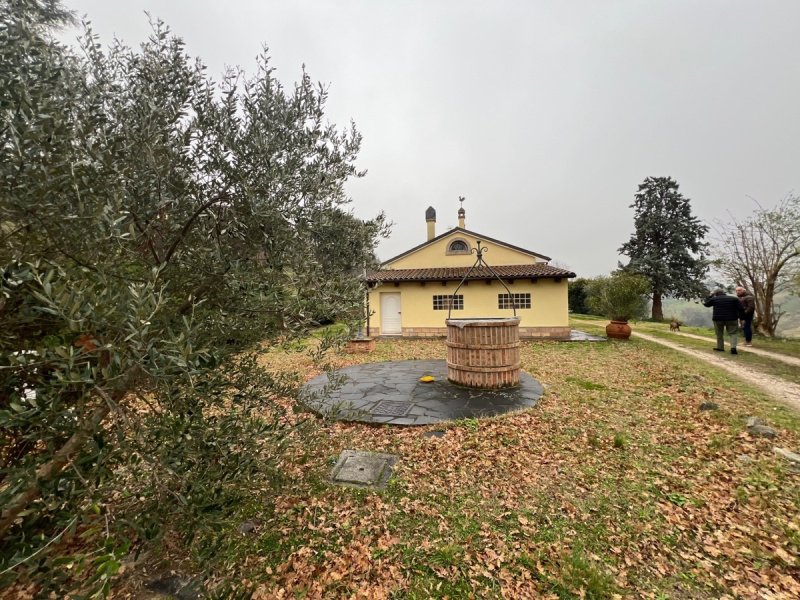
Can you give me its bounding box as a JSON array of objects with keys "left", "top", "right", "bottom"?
[
  {"left": 216, "top": 337, "right": 799, "bottom": 599},
  {"left": 117, "top": 336, "right": 799, "bottom": 599}
]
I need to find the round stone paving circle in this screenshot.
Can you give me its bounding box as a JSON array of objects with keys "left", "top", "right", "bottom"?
[{"left": 300, "top": 359, "right": 543, "bottom": 426}]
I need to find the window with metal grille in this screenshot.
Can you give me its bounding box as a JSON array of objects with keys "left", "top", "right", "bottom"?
[
  {"left": 433, "top": 294, "right": 464, "bottom": 310},
  {"left": 498, "top": 293, "right": 531, "bottom": 309},
  {"left": 448, "top": 240, "right": 469, "bottom": 253}
]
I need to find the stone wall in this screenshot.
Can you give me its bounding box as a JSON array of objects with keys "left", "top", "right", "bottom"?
[
  {"left": 519, "top": 326, "right": 571, "bottom": 339},
  {"left": 372, "top": 326, "right": 571, "bottom": 340}
]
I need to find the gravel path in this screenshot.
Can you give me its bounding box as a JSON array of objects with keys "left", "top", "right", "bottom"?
[
  {"left": 632, "top": 331, "right": 800, "bottom": 412},
  {"left": 667, "top": 330, "right": 800, "bottom": 368},
  {"left": 571, "top": 320, "right": 800, "bottom": 412}
]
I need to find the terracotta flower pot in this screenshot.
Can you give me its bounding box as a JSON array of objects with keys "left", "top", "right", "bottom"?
[
  {"left": 344, "top": 337, "right": 376, "bottom": 354},
  {"left": 605, "top": 320, "right": 632, "bottom": 340}
]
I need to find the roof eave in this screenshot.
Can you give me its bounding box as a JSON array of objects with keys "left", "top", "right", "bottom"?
[
  {"left": 365, "top": 271, "right": 576, "bottom": 284},
  {"left": 380, "top": 227, "right": 551, "bottom": 267}
]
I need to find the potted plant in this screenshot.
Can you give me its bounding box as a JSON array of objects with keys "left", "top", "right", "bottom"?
[{"left": 586, "top": 272, "right": 650, "bottom": 339}]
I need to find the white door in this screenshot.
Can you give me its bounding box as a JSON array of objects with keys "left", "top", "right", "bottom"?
[{"left": 380, "top": 292, "right": 402, "bottom": 335}]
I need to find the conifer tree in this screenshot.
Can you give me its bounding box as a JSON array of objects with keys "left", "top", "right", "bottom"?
[{"left": 619, "top": 177, "right": 709, "bottom": 321}]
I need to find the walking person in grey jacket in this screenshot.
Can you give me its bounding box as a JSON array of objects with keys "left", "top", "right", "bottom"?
[
  {"left": 735, "top": 286, "right": 756, "bottom": 346},
  {"left": 703, "top": 289, "right": 744, "bottom": 354}
]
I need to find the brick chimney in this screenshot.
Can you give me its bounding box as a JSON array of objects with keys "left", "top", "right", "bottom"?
[{"left": 426, "top": 206, "right": 436, "bottom": 240}]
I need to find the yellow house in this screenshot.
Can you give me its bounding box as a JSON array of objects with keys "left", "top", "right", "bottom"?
[{"left": 366, "top": 206, "right": 576, "bottom": 339}]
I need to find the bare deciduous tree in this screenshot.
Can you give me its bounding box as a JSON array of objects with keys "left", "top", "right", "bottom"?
[{"left": 714, "top": 195, "right": 800, "bottom": 337}]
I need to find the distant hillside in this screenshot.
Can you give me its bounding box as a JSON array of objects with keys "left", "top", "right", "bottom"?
[{"left": 656, "top": 292, "right": 800, "bottom": 337}]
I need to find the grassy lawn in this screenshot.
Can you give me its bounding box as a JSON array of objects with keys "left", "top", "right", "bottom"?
[
  {"left": 571, "top": 313, "right": 800, "bottom": 360},
  {"left": 634, "top": 321, "right": 800, "bottom": 360},
  {"left": 570, "top": 317, "right": 800, "bottom": 387},
  {"left": 139, "top": 337, "right": 800, "bottom": 599},
  {"left": 632, "top": 326, "right": 800, "bottom": 386}
]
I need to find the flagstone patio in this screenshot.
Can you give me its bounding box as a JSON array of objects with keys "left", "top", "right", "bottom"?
[{"left": 300, "top": 359, "right": 544, "bottom": 426}]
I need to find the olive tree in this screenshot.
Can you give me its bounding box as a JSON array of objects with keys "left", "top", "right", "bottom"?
[
  {"left": 585, "top": 272, "right": 650, "bottom": 322},
  {"left": 0, "top": 0, "right": 386, "bottom": 593}
]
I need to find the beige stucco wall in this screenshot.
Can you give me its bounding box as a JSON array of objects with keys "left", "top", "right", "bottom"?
[
  {"left": 368, "top": 279, "right": 568, "bottom": 336},
  {"left": 386, "top": 231, "right": 545, "bottom": 269}
]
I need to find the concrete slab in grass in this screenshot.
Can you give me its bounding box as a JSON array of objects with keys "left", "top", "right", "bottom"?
[{"left": 331, "top": 450, "right": 398, "bottom": 489}]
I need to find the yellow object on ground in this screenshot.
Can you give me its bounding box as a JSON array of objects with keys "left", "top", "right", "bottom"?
[{"left": 419, "top": 375, "right": 435, "bottom": 383}]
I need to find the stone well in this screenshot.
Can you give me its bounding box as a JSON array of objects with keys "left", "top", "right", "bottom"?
[{"left": 445, "top": 317, "right": 521, "bottom": 388}]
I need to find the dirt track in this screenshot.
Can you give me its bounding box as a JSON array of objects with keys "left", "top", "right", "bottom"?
[
  {"left": 667, "top": 330, "right": 800, "bottom": 368},
  {"left": 571, "top": 320, "right": 800, "bottom": 412},
  {"left": 632, "top": 331, "right": 800, "bottom": 412}
]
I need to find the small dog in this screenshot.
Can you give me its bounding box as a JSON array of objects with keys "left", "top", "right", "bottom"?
[{"left": 669, "top": 320, "right": 681, "bottom": 332}]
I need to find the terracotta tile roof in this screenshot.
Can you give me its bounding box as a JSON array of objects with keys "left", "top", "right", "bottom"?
[{"left": 365, "top": 264, "right": 576, "bottom": 283}]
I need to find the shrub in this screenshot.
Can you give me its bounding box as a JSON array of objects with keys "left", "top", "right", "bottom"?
[
  {"left": 568, "top": 278, "right": 591, "bottom": 314},
  {"left": 585, "top": 273, "right": 650, "bottom": 322}
]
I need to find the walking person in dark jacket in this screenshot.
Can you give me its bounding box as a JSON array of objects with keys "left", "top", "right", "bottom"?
[
  {"left": 735, "top": 286, "right": 756, "bottom": 346},
  {"left": 703, "top": 289, "right": 743, "bottom": 354}
]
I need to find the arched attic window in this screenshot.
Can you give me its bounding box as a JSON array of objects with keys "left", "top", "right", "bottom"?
[{"left": 447, "top": 239, "right": 470, "bottom": 255}]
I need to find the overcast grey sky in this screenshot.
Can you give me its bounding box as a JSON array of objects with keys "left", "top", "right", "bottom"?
[{"left": 63, "top": 0, "right": 799, "bottom": 276}]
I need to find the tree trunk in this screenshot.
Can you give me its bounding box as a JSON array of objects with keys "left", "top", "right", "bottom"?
[
  {"left": 753, "top": 276, "right": 780, "bottom": 337},
  {"left": 757, "top": 284, "right": 773, "bottom": 337},
  {"left": 0, "top": 399, "right": 112, "bottom": 539},
  {"left": 651, "top": 291, "right": 663, "bottom": 321}
]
